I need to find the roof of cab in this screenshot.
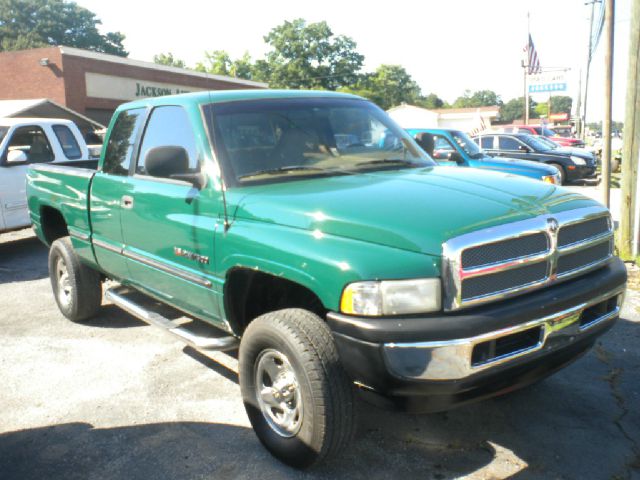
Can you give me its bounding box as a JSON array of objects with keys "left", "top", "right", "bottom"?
[{"left": 115, "top": 89, "right": 363, "bottom": 112}]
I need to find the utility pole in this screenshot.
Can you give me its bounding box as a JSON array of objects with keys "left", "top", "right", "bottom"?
[
  {"left": 620, "top": 0, "right": 640, "bottom": 258},
  {"left": 601, "top": 0, "right": 614, "bottom": 208},
  {"left": 575, "top": 70, "right": 583, "bottom": 137},
  {"left": 583, "top": 0, "right": 599, "bottom": 140},
  {"left": 525, "top": 12, "right": 530, "bottom": 125}
]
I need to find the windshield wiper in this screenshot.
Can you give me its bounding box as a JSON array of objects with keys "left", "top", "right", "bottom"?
[
  {"left": 354, "top": 158, "right": 420, "bottom": 168},
  {"left": 238, "top": 165, "right": 333, "bottom": 180}
]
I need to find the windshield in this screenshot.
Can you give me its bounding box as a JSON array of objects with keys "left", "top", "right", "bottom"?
[
  {"left": 205, "top": 98, "right": 434, "bottom": 185},
  {"left": 538, "top": 126, "right": 557, "bottom": 137},
  {"left": 536, "top": 136, "right": 559, "bottom": 149},
  {"left": 0, "top": 126, "right": 8, "bottom": 145},
  {"left": 520, "top": 134, "right": 553, "bottom": 152},
  {"left": 450, "top": 130, "right": 485, "bottom": 158}
]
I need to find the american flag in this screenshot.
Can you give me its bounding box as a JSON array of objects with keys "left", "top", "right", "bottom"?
[{"left": 526, "top": 34, "right": 541, "bottom": 75}]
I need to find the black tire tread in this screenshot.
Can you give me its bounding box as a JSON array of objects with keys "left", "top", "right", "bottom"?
[
  {"left": 49, "top": 236, "right": 102, "bottom": 322},
  {"left": 241, "top": 308, "right": 355, "bottom": 467}
]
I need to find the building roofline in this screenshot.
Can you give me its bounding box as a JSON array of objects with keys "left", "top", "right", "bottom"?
[
  {"left": 58, "top": 46, "right": 268, "bottom": 88},
  {"left": 1, "top": 98, "right": 105, "bottom": 129}
]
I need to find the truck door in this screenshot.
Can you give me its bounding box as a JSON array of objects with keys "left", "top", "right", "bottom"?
[
  {"left": 90, "top": 108, "right": 146, "bottom": 281},
  {"left": 0, "top": 125, "right": 55, "bottom": 230},
  {"left": 120, "top": 105, "right": 223, "bottom": 324}
]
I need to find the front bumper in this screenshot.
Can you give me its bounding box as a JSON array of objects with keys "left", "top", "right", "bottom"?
[
  {"left": 566, "top": 164, "right": 596, "bottom": 181},
  {"left": 327, "top": 258, "right": 626, "bottom": 412}
]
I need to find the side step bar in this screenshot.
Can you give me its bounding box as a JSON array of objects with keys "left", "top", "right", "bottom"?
[{"left": 105, "top": 287, "right": 239, "bottom": 352}]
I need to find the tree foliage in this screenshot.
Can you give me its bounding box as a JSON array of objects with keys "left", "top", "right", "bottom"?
[
  {"left": 195, "top": 50, "right": 256, "bottom": 80},
  {"left": 260, "top": 18, "right": 364, "bottom": 90},
  {"left": 153, "top": 52, "right": 186, "bottom": 68},
  {"left": 500, "top": 97, "right": 539, "bottom": 123},
  {"left": 0, "top": 0, "right": 127, "bottom": 56},
  {"left": 453, "top": 90, "right": 502, "bottom": 108},
  {"left": 339, "top": 65, "right": 422, "bottom": 110},
  {"left": 417, "top": 93, "right": 446, "bottom": 109},
  {"left": 550, "top": 96, "right": 572, "bottom": 116}
]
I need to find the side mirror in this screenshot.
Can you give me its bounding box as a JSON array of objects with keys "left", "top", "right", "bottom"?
[
  {"left": 6, "top": 150, "right": 28, "bottom": 164},
  {"left": 518, "top": 145, "right": 531, "bottom": 153},
  {"left": 144, "top": 146, "right": 205, "bottom": 189},
  {"left": 448, "top": 151, "right": 465, "bottom": 165}
]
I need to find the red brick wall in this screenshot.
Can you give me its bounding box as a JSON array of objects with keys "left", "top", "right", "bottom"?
[{"left": 0, "top": 47, "right": 66, "bottom": 104}]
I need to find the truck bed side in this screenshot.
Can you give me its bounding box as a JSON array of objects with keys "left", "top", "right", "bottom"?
[{"left": 26, "top": 160, "right": 100, "bottom": 268}]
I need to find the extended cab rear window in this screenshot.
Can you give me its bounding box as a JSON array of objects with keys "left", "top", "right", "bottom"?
[{"left": 52, "top": 125, "right": 82, "bottom": 159}]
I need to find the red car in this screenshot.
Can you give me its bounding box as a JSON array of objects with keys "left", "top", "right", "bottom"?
[{"left": 499, "top": 125, "right": 585, "bottom": 148}]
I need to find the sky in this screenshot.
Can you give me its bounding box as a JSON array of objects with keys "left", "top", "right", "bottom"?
[{"left": 75, "top": 0, "right": 632, "bottom": 122}]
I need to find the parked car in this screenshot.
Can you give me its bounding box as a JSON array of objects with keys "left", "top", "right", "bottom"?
[
  {"left": 499, "top": 124, "right": 585, "bottom": 149},
  {"left": 473, "top": 132, "right": 596, "bottom": 184},
  {"left": 0, "top": 118, "right": 94, "bottom": 234},
  {"left": 27, "top": 90, "right": 626, "bottom": 467},
  {"left": 407, "top": 128, "right": 561, "bottom": 184}
]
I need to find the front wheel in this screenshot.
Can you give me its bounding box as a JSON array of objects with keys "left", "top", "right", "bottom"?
[
  {"left": 49, "top": 236, "right": 102, "bottom": 322},
  {"left": 549, "top": 163, "right": 566, "bottom": 185},
  {"left": 239, "top": 309, "right": 355, "bottom": 468}
]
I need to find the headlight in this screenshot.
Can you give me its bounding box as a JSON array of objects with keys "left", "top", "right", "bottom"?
[
  {"left": 570, "top": 156, "right": 587, "bottom": 166},
  {"left": 340, "top": 279, "right": 441, "bottom": 315}
]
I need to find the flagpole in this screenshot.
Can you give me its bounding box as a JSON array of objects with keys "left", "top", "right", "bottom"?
[{"left": 525, "top": 12, "right": 530, "bottom": 125}]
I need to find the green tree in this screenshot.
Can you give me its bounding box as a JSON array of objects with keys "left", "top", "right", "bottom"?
[
  {"left": 416, "top": 93, "right": 445, "bottom": 109},
  {"left": 260, "top": 18, "right": 364, "bottom": 90},
  {"left": 453, "top": 89, "right": 502, "bottom": 108},
  {"left": 500, "top": 97, "right": 539, "bottom": 123},
  {"left": 356, "top": 65, "right": 422, "bottom": 110},
  {"left": 153, "top": 52, "right": 186, "bottom": 68},
  {"left": 0, "top": 0, "right": 127, "bottom": 56},
  {"left": 196, "top": 50, "right": 231, "bottom": 75},
  {"left": 550, "top": 96, "right": 572, "bottom": 116}
]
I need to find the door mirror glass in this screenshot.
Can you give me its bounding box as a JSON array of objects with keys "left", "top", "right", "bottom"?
[
  {"left": 6, "top": 149, "right": 28, "bottom": 164},
  {"left": 518, "top": 144, "right": 531, "bottom": 152}
]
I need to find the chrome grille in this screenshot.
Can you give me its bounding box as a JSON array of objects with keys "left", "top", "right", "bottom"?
[
  {"left": 461, "top": 261, "right": 548, "bottom": 300},
  {"left": 557, "top": 240, "right": 613, "bottom": 275},
  {"left": 558, "top": 216, "right": 610, "bottom": 247},
  {"left": 461, "top": 233, "right": 549, "bottom": 269},
  {"left": 442, "top": 206, "right": 614, "bottom": 311}
]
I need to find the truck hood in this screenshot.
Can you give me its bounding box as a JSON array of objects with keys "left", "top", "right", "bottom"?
[
  {"left": 476, "top": 155, "right": 558, "bottom": 177},
  {"left": 229, "top": 166, "right": 599, "bottom": 256}
]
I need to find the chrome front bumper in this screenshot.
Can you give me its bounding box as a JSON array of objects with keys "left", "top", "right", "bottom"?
[{"left": 383, "top": 286, "right": 624, "bottom": 381}]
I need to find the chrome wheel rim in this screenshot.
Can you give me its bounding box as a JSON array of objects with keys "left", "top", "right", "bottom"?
[
  {"left": 254, "top": 349, "right": 303, "bottom": 437},
  {"left": 55, "top": 256, "right": 72, "bottom": 308}
]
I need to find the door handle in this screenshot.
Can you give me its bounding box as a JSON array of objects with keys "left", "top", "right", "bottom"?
[{"left": 121, "top": 195, "right": 134, "bottom": 209}]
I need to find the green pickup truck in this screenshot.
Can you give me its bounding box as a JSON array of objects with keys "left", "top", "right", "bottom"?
[{"left": 27, "top": 90, "right": 626, "bottom": 468}]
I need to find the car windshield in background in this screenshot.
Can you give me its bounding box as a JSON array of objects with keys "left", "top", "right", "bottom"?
[
  {"left": 0, "top": 126, "right": 8, "bottom": 145},
  {"left": 520, "top": 134, "right": 552, "bottom": 152},
  {"left": 539, "top": 127, "right": 557, "bottom": 137},
  {"left": 205, "top": 98, "right": 433, "bottom": 184},
  {"left": 451, "top": 131, "right": 484, "bottom": 158},
  {"left": 536, "top": 136, "right": 559, "bottom": 149}
]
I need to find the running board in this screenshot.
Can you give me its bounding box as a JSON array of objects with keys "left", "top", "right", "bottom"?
[{"left": 105, "top": 287, "right": 239, "bottom": 352}]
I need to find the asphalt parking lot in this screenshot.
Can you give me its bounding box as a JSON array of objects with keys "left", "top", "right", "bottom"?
[{"left": 1, "top": 228, "right": 639, "bottom": 480}]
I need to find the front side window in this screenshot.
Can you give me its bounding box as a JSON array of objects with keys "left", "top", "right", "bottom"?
[
  {"left": 136, "top": 105, "right": 198, "bottom": 178},
  {"left": 432, "top": 135, "right": 456, "bottom": 160},
  {"left": 52, "top": 125, "right": 82, "bottom": 159},
  {"left": 102, "top": 108, "right": 145, "bottom": 175},
  {"left": 206, "top": 98, "right": 433, "bottom": 185},
  {"left": 451, "top": 131, "right": 483, "bottom": 158},
  {"left": 5, "top": 126, "right": 54, "bottom": 164},
  {"left": 498, "top": 136, "right": 523, "bottom": 150}
]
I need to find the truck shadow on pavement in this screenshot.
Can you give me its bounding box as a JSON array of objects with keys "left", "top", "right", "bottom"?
[{"left": 0, "top": 235, "right": 48, "bottom": 284}]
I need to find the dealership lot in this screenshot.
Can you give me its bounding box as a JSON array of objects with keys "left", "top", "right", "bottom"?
[{"left": 1, "top": 228, "right": 639, "bottom": 479}]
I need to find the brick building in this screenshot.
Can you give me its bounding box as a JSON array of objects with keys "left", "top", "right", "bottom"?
[{"left": 0, "top": 46, "right": 267, "bottom": 127}]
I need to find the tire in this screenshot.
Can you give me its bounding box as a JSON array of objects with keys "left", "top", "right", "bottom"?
[
  {"left": 549, "top": 163, "right": 565, "bottom": 185},
  {"left": 239, "top": 309, "right": 355, "bottom": 468},
  {"left": 48, "top": 236, "right": 102, "bottom": 322}
]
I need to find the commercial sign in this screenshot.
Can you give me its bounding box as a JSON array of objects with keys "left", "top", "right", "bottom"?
[
  {"left": 528, "top": 72, "right": 567, "bottom": 94},
  {"left": 85, "top": 72, "right": 205, "bottom": 101}
]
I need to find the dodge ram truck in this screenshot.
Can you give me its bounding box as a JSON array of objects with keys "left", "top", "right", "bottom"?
[{"left": 26, "top": 90, "right": 627, "bottom": 468}]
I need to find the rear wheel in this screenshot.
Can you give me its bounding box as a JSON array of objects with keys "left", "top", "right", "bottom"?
[
  {"left": 48, "top": 236, "right": 102, "bottom": 322},
  {"left": 549, "top": 163, "right": 565, "bottom": 185},
  {"left": 239, "top": 308, "right": 355, "bottom": 468}
]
